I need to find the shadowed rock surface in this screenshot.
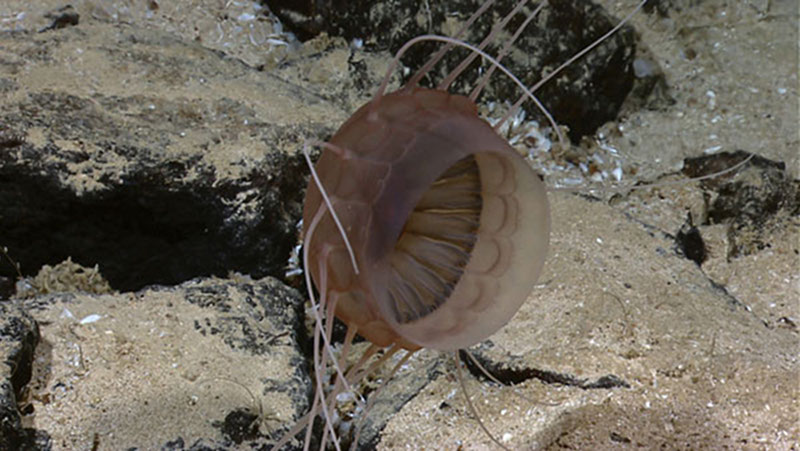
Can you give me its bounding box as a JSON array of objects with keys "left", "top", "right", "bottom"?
[
  {"left": 268, "top": 0, "right": 667, "bottom": 142},
  {"left": 0, "top": 303, "right": 47, "bottom": 450},
  {"left": 0, "top": 19, "right": 340, "bottom": 293}
]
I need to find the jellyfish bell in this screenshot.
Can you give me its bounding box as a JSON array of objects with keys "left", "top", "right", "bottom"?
[{"left": 303, "top": 86, "right": 550, "bottom": 354}]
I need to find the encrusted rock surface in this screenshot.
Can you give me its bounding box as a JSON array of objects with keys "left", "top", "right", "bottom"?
[
  {"left": 13, "top": 276, "right": 309, "bottom": 450},
  {"left": 0, "top": 9, "right": 343, "bottom": 292},
  {"left": 0, "top": 302, "right": 45, "bottom": 449}
]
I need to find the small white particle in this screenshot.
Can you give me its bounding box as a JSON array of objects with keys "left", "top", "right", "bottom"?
[
  {"left": 61, "top": 308, "right": 75, "bottom": 319},
  {"left": 285, "top": 268, "right": 303, "bottom": 277},
  {"left": 633, "top": 58, "right": 655, "bottom": 78},
  {"left": 777, "top": 87, "right": 787, "bottom": 94},
  {"left": 266, "top": 38, "right": 288, "bottom": 46},
  {"left": 237, "top": 13, "right": 256, "bottom": 21},
  {"left": 703, "top": 145, "right": 722, "bottom": 154},
  {"left": 80, "top": 314, "right": 102, "bottom": 324},
  {"left": 502, "top": 433, "right": 512, "bottom": 442},
  {"left": 599, "top": 142, "right": 618, "bottom": 154},
  {"left": 596, "top": 237, "right": 603, "bottom": 244},
  {"left": 706, "top": 90, "right": 717, "bottom": 109},
  {"left": 336, "top": 392, "right": 355, "bottom": 403}
]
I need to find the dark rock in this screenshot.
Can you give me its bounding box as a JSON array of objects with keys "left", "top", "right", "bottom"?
[
  {"left": 219, "top": 408, "right": 260, "bottom": 444},
  {"left": 268, "top": 0, "right": 663, "bottom": 142},
  {"left": 675, "top": 213, "right": 707, "bottom": 266},
  {"left": 40, "top": 5, "right": 80, "bottom": 32},
  {"left": 682, "top": 150, "right": 800, "bottom": 257},
  {"left": 0, "top": 302, "right": 50, "bottom": 450},
  {"left": 0, "top": 276, "right": 15, "bottom": 301},
  {"left": 353, "top": 354, "right": 443, "bottom": 449}
]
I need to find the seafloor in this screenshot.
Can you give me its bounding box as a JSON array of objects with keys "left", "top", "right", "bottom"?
[{"left": 0, "top": 0, "right": 797, "bottom": 450}]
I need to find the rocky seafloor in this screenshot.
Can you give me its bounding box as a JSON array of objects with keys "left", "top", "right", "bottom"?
[{"left": 0, "top": 0, "right": 797, "bottom": 449}]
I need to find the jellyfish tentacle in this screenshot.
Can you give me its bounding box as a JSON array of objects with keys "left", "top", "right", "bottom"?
[
  {"left": 403, "top": 0, "right": 498, "bottom": 91},
  {"left": 454, "top": 351, "right": 510, "bottom": 451},
  {"left": 470, "top": 2, "right": 546, "bottom": 102},
  {"left": 496, "top": 0, "right": 650, "bottom": 132},
  {"left": 440, "top": 0, "right": 534, "bottom": 90}
]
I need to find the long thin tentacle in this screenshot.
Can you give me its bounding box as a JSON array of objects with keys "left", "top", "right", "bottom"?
[
  {"left": 318, "top": 343, "right": 403, "bottom": 450},
  {"left": 303, "top": 214, "right": 355, "bottom": 387},
  {"left": 303, "top": 292, "right": 326, "bottom": 451},
  {"left": 470, "top": 2, "right": 546, "bottom": 101},
  {"left": 379, "top": 34, "right": 563, "bottom": 147},
  {"left": 453, "top": 351, "right": 510, "bottom": 451},
  {"left": 302, "top": 141, "right": 359, "bottom": 275},
  {"left": 462, "top": 350, "right": 559, "bottom": 407},
  {"left": 321, "top": 324, "right": 366, "bottom": 438},
  {"left": 337, "top": 324, "right": 366, "bottom": 406},
  {"left": 349, "top": 349, "right": 417, "bottom": 450},
  {"left": 317, "top": 290, "right": 342, "bottom": 450},
  {"left": 302, "top": 391, "right": 321, "bottom": 451},
  {"left": 497, "top": 0, "right": 650, "bottom": 132},
  {"left": 548, "top": 152, "right": 756, "bottom": 193},
  {"left": 403, "top": 0, "right": 497, "bottom": 91},
  {"left": 303, "top": 210, "right": 341, "bottom": 450},
  {"left": 348, "top": 345, "right": 400, "bottom": 387},
  {"left": 440, "top": 0, "right": 533, "bottom": 90}
]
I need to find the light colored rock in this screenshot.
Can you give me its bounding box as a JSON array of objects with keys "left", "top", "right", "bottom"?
[
  {"left": 20, "top": 276, "right": 309, "bottom": 450},
  {"left": 380, "top": 191, "right": 798, "bottom": 449}
]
